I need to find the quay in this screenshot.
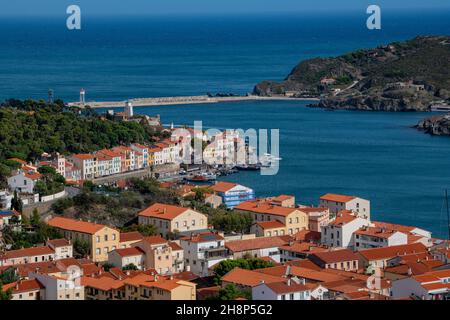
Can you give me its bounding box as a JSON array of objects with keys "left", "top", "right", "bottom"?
[{"left": 67, "top": 94, "right": 319, "bottom": 109}]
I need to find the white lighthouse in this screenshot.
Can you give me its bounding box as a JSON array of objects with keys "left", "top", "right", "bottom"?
[
  {"left": 80, "top": 88, "right": 86, "bottom": 105},
  {"left": 125, "top": 100, "right": 134, "bottom": 118}
]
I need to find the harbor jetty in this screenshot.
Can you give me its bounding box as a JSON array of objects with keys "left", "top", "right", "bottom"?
[{"left": 67, "top": 94, "right": 318, "bottom": 109}]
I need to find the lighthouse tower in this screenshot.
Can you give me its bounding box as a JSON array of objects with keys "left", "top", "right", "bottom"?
[
  {"left": 80, "top": 88, "right": 86, "bottom": 105},
  {"left": 125, "top": 100, "right": 134, "bottom": 118}
]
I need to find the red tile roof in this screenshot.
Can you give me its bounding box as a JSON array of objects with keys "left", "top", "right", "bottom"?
[
  {"left": 255, "top": 220, "right": 285, "bottom": 230},
  {"left": 225, "top": 236, "right": 291, "bottom": 253},
  {"left": 235, "top": 200, "right": 299, "bottom": 217},
  {"left": 48, "top": 217, "right": 113, "bottom": 234},
  {"left": 47, "top": 238, "right": 70, "bottom": 248},
  {"left": 0, "top": 246, "right": 54, "bottom": 260},
  {"left": 138, "top": 203, "right": 191, "bottom": 220},
  {"left": 264, "top": 280, "right": 310, "bottom": 294},
  {"left": 320, "top": 193, "right": 356, "bottom": 203},
  {"left": 113, "top": 247, "right": 144, "bottom": 257},
  {"left": 180, "top": 232, "right": 224, "bottom": 243},
  {"left": 221, "top": 267, "right": 283, "bottom": 287},
  {"left": 309, "top": 249, "right": 359, "bottom": 264},
  {"left": 210, "top": 181, "right": 238, "bottom": 193},
  {"left": 2, "top": 279, "right": 44, "bottom": 294},
  {"left": 292, "top": 230, "right": 322, "bottom": 242},
  {"left": 357, "top": 243, "right": 427, "bottom": 261},
  {"left": 119, "top": 231, "right": 144, "bottom": 243}
]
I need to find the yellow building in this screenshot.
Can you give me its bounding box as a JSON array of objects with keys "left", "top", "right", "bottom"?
[
  {"left": 235, "top": 197, "right": 309, "bottom": 237},
  {"left": 48, "top": 217, "right": 120, "bottom": 262},
  {"left": 138, "top": 203, "right": 208, "bottom": 238},
  {"left": 124, "top": 273, "right": 196, "bottom": 300}
]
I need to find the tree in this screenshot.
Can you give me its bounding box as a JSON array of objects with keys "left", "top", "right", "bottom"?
[
  {"left": 212, "top": 258, "right": 274, "bottom": 284},
  {"left": 207, "top": 284, "right": 251, "bottom": 300},
  {"left": 102, "top": 263, "right": 114, "bottom": 272},
  {"left": 30, "top": 208, "right": 40, "bottom": 226},
  {"left": 73, "top": 239, "right": 90, "bottom": 258},
  {"left": 122, "top": 263, "right": 138, "bottom": 271},
  {"left": 0, "top": 282, "right": 13, "bottom": 300},
  {"left": 121, "top": 224, "right": 157, "bottom": 237},
  {"left": 10, "top": 190, "right": 23, "bottom": 213},
  {"left": 0, "top": 268, "right": 19, "bottom": 285}
]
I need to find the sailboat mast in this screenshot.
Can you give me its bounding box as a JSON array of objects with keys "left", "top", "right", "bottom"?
[{"left": 446, "top": 189, "right": 450, "bottom": 241}]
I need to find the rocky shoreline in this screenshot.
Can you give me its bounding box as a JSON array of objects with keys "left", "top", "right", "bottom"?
[{"left": 415, "top": 113, "right": 450, "bottom": 136}]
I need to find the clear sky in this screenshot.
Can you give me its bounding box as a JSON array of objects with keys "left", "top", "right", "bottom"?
[{"left": 2, "top": 0, "right": 450, "bottom": 16}]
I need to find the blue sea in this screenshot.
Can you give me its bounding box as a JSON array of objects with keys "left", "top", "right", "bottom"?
[{"left": 1, "top": 9, "right": 450, "bottom": 237}]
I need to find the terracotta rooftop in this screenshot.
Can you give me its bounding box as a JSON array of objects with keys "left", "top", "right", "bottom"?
[
  {"left": 256, "top": 265, "right": 344, "bottom": 283},
  {"left": 279, "top": 242, "right": 327, "bottom": 255},
  {"left": 264, "top": 280, "right": 310, "bottom": 294},
  {"left": 138, "top": 203, "right": 192, "bottom": 220},
  {"left": 119, "top": 231, "right": 144, "bottom": 243},
  {"left": 292, "top": 230, "right": 322, "bottom": 242},
  {"left": 225, "top": 236, "right": 291, "bottom": 252},
  {"left": 81, "top": 276, "right": 125, "bottom": 291},
  {"left": 320, "top": 193, "right": 356, "bottom": 203},
  {"left": 0, "top": 246, "right": 54, "bottom": 260},
  {"left": 113, "top": 247, "right": 144, "bottom": 257},
  {"left": 235, "top": 199, "right": 299, "bottom": 217},
  {"left": 180, "top": 232, "right": 224, "bottom": 243},
  {"left": 72, "top": 153, "right": 94, "bottom": 160},
  {"left": 255, "top": 220, "right": 286, "bottom": 229},
  {"left": 221, "top": 267, "right": 283, "bottom": 287},
  {"left": 2, "top": 279, "right": 44, "bottom": 294},
  {"left": 210, "top": 181, "right": 238, "bottom": 193},
  {"left": 47, "top": 238, "right": 71, "bottom": 248},
  {"left": 141, "top": 235, "right": 168, "bottom": 245},
  {"left": 309, "top": 249, "right": 359, "bottom": 264},
  {"left": 354, "top": 226, "right": 400, "bottom": 239},
  {"left": 357, "top": 243, "right": 427, "bottom": 261},
  {"left": 48, "top": 216, "right": 113, "bottom": 235}
]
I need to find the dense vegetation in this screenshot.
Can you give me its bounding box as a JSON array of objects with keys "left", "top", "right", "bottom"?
[
  {"left": 212, "top": 258, "right": 275, "bottom": 284},
  {"left": 0, "top": 99, "right": 166, "bottom": 162}
]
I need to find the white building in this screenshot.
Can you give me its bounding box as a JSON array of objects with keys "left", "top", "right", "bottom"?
[
  {"left": 7, "top": 171, "right": 42, "bottom": 194},
  {"left": 179, "top": 232, "right": 228, "bottom": 277},
  {"left": 353, "top": 226, "right": 408, "bottom": 250},
  {"left": 391, "top": 269, "right": 450, "bottom": 300},
  {"left": 321, "top": 213, "right": 370, "bottom": 248},
  {"left": 319, "top": 193, "right": 370, "bottom": 220},
  {"left": 252, "top": 278, "right": 312, "bottom": 300},
  {"left": 47, "top": 239, "right": 73, "bottom": 260},
  {"left": 0, "top": 190, "right": 13, "bottom": 210},
  {"left": 29, "top": 271, "right": 84, "bottom": 300},
  {"left": 108, "top": 247, "right": 145, "bottom": 270},
  {"left": 70, "top": 154, "right": 97, "bottom": 180}
]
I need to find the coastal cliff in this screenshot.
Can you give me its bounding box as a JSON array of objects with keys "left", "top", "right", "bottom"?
[
  {"left": 416, "top": 114, "right": 450, "bottom": 136},
  {"left": 254, "top": 36, "right": 450, "bottom": 112}
]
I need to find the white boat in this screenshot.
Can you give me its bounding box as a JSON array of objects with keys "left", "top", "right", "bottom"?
[{"left": 430, "top": 104, "right": 450, "bottom": 112}]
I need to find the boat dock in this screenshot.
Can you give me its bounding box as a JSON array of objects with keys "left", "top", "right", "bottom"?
[{"left": 67, "top": 95, "right": 318, "bottom": 109}]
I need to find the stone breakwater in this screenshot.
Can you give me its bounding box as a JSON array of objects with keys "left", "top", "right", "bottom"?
[{"left": 68, "top": 95, "right": 318, "bottom": 109}]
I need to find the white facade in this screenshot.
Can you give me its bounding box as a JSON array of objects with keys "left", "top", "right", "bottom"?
[
  {"left": 252, "top": 281, "right": 312, "bottom": 301},
  {"left": 0, "top": 191, "right": 13, "bottom": 210},
  {"left": 180, "top": 237, "right": 229, "bottom": 277},
  {"left": 30, "top": 272, "right": 84, "bottom": 300},
  {"left": 7, "top": 172, "right": 39, "bottom": 194},
  {"left": 321, "top": 217, "right": 370, "bottom": 248},
  {"left": 353, "top": 230, "right": 408, "bottom": 250},
  {"left": 108, "top": 250, "right": 144, "bottom": 270},
  {"left": 320, "top": 196, "right": 370, "bottom": 220}
]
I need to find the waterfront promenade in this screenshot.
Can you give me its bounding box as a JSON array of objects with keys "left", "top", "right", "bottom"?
[{"left": 67, "top": 95, "right": 318, "bottom": 108}]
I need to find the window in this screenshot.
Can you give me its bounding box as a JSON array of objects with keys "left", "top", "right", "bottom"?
[
  {"left": 290, "top": 294, "right": 294, "bottom": 300},
  {"left": 104, "top": 235, "right": 108, "bottom": 241},
  {"left": 104, "top": 247, "right": 109, "bottom": 253},
  {"left": 281, "top": 295, "right": 286, "bottom": 300},
  {"left": 183, "top": 221, "right": 187, "bottom": 227},
  {"left": 175, "top": 222, "right": 179, "bottom": 228},
  {"left": 96, "top": 236, "right": 100, "bottom": 243},
  {"left": 96, "top": 248, "right": 101, "bottom": 255},
  {"left": 296, "top": 217, "right": 299, "bottom": 223},
  {"left": 112, "top": 234, "right": 116, "bottom": 241},
  {"left": 192, "top": 220, "right": 195, "bottom": 226}
]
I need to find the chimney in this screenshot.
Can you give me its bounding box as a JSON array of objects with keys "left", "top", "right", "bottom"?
[
  {"left": 407, "top": 267, "right": 413, "bottom": 276},
  {"left": 287, "top": 279, "right": 291, "bottom": 286}
]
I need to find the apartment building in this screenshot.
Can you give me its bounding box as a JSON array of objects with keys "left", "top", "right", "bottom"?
[
  {"left": 321, "top": 212, "right": 370, "bottom": 248},
  {"left": 319, "top": 193, "right": 370, "bottom": 220},
  {"left": 70, "top": 154, "right": 97, "bottom": 180},
  {"left": 7, "top": 170, "right": 42, "bottom": 194},
  {"left": 130, "top": 235, "right": 184, "bottom": 274},
  {"left": 253, "top": 279, "right": 312, "bottom": 300},
  {"left": 353, "top": 226, "right": 408, "bottom": 250},
  {"left": 299, "top": 206, "right": 330, "bottom": 232},
  {"left": 97, "top": 149, "right": 122, "bottom": 175},
  {"left": 48, "top": 217, "right": 120, "bottom": 262},
  {"left": 391, "top": 269, "right": 450, "bottom": 300},
  {"left": 124, "top": 273, "right": 196, "bottom": 300},
  {"left": 29, "top": 271, "right": 85, "bottom": 300},
  {"left": 0, "top": 246, "right": 55, "bottom": 266},
  {"left": 131, "top": 143, "right": 149, "bottom": 167},
  {"left": 308, "top": 249, "right": 360, "bottom": 272},
  {"left": 138, "top": 203, "right": 208, "bottom": 238},
  {"left": 108, "top": 247, "right": 145, "bottom": 270},
  {"left": 237, "top": 198, "right": 309, "bottom": 237},
  {"left": 225, "top": 236, "right": 291, "bottom": 263},
  {"left": 1, "top": 279, "right": 44, "bottom": 300},
  {"left": 180, "top": 232, "right": 228, "bottom": 277},
  {"left": 209, "top": 181, "right": 255, "bottom": 208}
]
